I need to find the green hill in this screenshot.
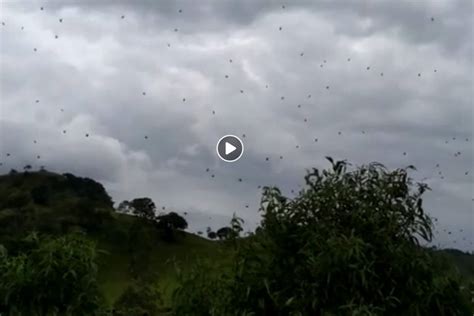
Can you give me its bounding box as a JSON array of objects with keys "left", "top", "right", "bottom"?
[
  {"left": 0, "top": 170, "right": 230, "bottom": 309},
  {"left": 0, "top": 169, "right": 472, "bottom": 310}
]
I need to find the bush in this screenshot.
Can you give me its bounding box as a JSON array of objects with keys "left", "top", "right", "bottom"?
[
  {"left": 172, "top": 159, "right": 472, "bottom": 315},
  {"left": 0, "top": 233, "right": 105, "bottom": 315}
]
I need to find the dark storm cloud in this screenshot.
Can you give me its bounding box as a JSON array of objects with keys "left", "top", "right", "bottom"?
[{"left": 0, "top": 1, "right": 472, "bottom": 249}]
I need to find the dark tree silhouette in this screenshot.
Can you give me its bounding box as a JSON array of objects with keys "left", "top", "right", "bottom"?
[{"left": 119, "top": 197, "right": 156, "bottom": 221}]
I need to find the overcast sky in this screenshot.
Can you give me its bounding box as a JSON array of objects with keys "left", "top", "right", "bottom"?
[{"left": 0, "top": 0, "right": 472, "bottom": 250}]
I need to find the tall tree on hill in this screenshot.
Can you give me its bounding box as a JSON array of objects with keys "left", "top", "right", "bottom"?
[
  {"left": 156, "top": 212, "right": 188, "bottom": 242},
  {"left": 119, "top": 197, "right": 157, "bottom": 221}
]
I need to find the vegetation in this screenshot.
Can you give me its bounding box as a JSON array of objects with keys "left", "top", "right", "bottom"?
[
  {"left": 0, "top": 162, "right": 472, "bottom": 315},
  {"left": 171, "top": 159, "right": 473, "bottom": 315},
  {"left": 0, "top": 233, "right": 104, "bottom": 315}
]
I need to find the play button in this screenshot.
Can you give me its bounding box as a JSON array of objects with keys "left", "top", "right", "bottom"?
[
  {"left": 216, "top": 135, "right": 244, "bottom": 162},
  {"left": 225, "top": 142, "right": 237, "bottom": 155}
]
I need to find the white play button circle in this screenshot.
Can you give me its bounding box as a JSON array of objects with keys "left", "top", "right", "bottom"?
[
  {"left": 216, "top": 135, "right": 244, "bottom": 162},
  {"left": 225, "top": 142, "right": 237, "bottom": 155}
]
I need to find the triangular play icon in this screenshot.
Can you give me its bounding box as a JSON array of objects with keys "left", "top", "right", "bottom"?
[{"left": 225, "top": 142, "right": 237, "bottom": 155}]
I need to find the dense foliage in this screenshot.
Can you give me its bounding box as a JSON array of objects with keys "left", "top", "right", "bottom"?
[
  {"left": 0, "top": 233, "right": 105, "bottom": 315},
  {"left": 0, "top": 171, "right": 114, "bottom": 236},
  {"left": 172, "top": 158, "right": 473, "bottom": 315}
]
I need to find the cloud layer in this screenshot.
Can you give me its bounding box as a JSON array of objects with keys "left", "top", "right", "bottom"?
[{"left": 0, "top": 1, "right": 472, "bottom": 249}]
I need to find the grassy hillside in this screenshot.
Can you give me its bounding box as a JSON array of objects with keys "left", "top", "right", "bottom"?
[
  {"left": 0, "top": 170, "right": 230, "bottom": 309},
  {"left": 95, "top": 213, "right": 230, "bottom": 306},
  {"left": 0, "top": 169, "right": 471, "bottom": 310}
]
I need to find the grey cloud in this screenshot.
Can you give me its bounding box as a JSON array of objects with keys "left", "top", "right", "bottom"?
[{"left": 0, "top": 1, "right": 472, "bottom": 249}]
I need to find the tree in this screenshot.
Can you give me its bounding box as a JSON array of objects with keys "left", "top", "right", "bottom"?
[
  {"left": 123, "top": 197, "right": 157, "bottom": 221},
  {"left": 172, "top": 158, "right": 472, "bottom": 315},
  {"left": 0, "top": 233, "right": 105, "bottom": 315},
  {"left": 207, "top": 230, "right": 217, "bottom": 240},
  {"left": 156, "top": 212, "right": 188, "bottom": 242},
  {"left": 156, "top": 212, "right": 188, "bottom": 230},
  {"left": 23, "top": 165, "right": 32, "bottom": 172},
  {"left": 216, "top": 226, "right": 232, "bottom": 240}
]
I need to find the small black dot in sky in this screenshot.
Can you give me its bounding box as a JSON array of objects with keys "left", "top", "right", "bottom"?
[
  {"left": 59, "top": 18, "right": 63, "bottom": 23},
  {"left": 366, "top": 66, "right": 370, "bottom": 70},
  {"left": 225, "top": 75, "right": 229, "bottom": 78},
  {"left": 121, "top": 15, "right": 125, "bottom": 19},
  {"left": 55, "top": 35, "right": 58, "bottom": 39},
  {"left": 281, "top": 96, "right": 285, "bottom": 100},
  {"left": 34, "top": 48, "right": 37, "bottom": 52},
  {"left": 380, "top": 72, "right": 384, "bottom": 76},
  {"left": 431, "top": 17, "right": 435, "bottom": 22},
  {"left": 142, "top": 92, "right": 146, "bottom": 95},
  {"left": 40, "top": 7, "right": 44, "bottom": 10},
  {"left": 300, "top": 52, "right": 304, "bottom": 56},
  {"left": 211, "top": 174, "right": 215, "bottom": 178},
  {"left": 314, "top": 138, "right": 318, "bottom": 142},
  {"left": 347, "top": 58, "right": 351, "bottom": 61},
  {"left": 182, "top": 98, "right": 186, "bottom": 102},
  {"left": 265, "top": 157, "right": 269, "bottom": 161},
  {"left": 240, "top": 90, "right": 244, "bottom": 93},
  {"left": 174, "top": 28, "right": 178, "bottom": 32},
  {"left": 85, "top": 133, "right": 89, "bottom": 137},
  {"left": 279, "top": 26, "right": 282, "bottom": 31},
  {"left": 178, "top": 9, "right": 182, "bottom": 13},
  {"left": 418, "top": 73, "right": 421, "bottom": 77}
]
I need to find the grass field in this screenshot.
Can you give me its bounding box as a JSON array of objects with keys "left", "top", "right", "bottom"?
[{"left": 94, "top": 213, "right": 230, "bottom": 308}]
